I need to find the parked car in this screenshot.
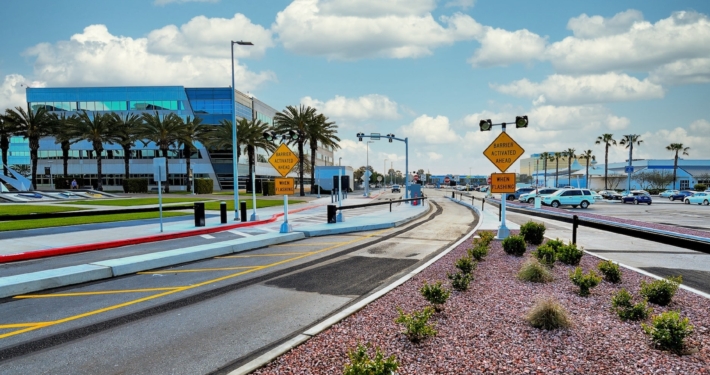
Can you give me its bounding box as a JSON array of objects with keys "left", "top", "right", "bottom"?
[
  {"left": 622, "top": 191, "right": 653, "bottom": 205},
  {"left": 506, "top": 187, "right": 535, "bottom": 201},
  {"left": 590, "top": 191, "right": 604, "bottom": 201},
  {"left": 518, "top": 188, "right": 558, "bottom": 203},
  {"left": 598, "top": 190, "right": 623, "bottom": 200},
  {"left": 668, "top": 190, "right": 694, "bottom": 201},
  {"left": 391, "top": 184, "right": 401, "bottom": 193},
  {"left": 541, "top": 189, "right": 595, "bottom": 209},
  {"left": 659, "top": 189, "right": 680, "bottom": 197},
  {"left": 684, "top": 192, "right": 710, "bottom": 205}
]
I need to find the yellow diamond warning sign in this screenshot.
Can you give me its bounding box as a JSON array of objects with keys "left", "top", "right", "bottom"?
[
  {"left": 268, "top": 143, "right": 299, "bottom": 177},
  {"left": 483, "top": 132, "right": 525, "bottom": 172},
  {"left": 490, "top": 173, "right": 516, "bottom": 193},
  {"left": 274, "top": 178, "right": 295, "bottom": 195}
]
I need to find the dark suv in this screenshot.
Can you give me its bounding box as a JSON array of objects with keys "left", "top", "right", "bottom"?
[{"left": 506, "top": 187, "right": 535, "bottom": 201}]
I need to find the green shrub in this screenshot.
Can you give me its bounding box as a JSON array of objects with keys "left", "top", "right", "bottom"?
[
  {"left": 468, "top": 243, "right": 488, "bottom": 261},
  {"left": 543, "top": 238, "right": 565, "bottom": 252},
  {"left": 597, "top": 260, "right": 622, "bottom": 283},
  {"left": 477, "top": 231, "right": 495, "bottom": 246},
  {"left": 502, "top": 235, "right": 527, "bottom": 256},
  {"left": 640, "top": 276, "right": 682, "bottom": 306},
  {"left": 557, "top": 242, "right": 584, "bottom": 265},
  {"left": 194, "top": 178, "right": 214, "bottom": 194},
  {"left": 533, "top": 244, "right": 556, "bottom": 268},
  {"left": 517, "top": 259, "right": 553, "bottom": 283},
  {"left": 420, "top": 281, "right": 450, "bottom": 312},
  {"left": 343, "top": 343, "right": 399, "bottom": 375},
  {"left": 123, "top": 178, "right": 149, "bottom": 193},
  {"left": 455, "top": 256, "right": 477, "bottom": 275},
  {"left": 447, "top": 272, "right": 471, "bottom": 291},
  {"left": 519, "top": 220, "right": 546, "bottom": 245},
  {"left": 569, "top": 267, "right": 602, "bottom": 297},
  {"left": 611, "top": 289, "right": 652, "bottom": 321},
  {"left": 261, "top": 180, "right": 276, "bottom": 196},
  {"left": 525, "top": 297, "right": 572, "bottom": 330},
  {"left": 642, "top": 310, "right": 694, "bottom": 353},
  {"left": 395, "top": 306, "right": 437, "bottom": 343},
  {"left": 694, "top": 183, "right": 707, "bottom": 192}
]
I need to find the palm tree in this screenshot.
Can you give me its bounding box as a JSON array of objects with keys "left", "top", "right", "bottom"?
[
  {"left": 3, "top": 106, "right": 55, "bottom": 189},
  {"left": 51, "top": 113, "right": 78, "bottom": 178},
  {"left": 71, "top": 111, "right": 119, "bottom": 191},
  {"left": 538, "top": 151, "right": 551, "bottom": 187},
  {"left": 565, "top": 148, "right": 576, "bottom": 187},
  {"left": 666, "top": 143, "right": 690, "bottom": 190},
  {"left": 306, "top": 113, "right": 341, "bottom": 192},
  {"left": 274, "top": 105, "right": 317, "bottom": 196},
  {"left": 595, "top": 134, "right": 617, "bottom": 190},
  {"left": 237, "top": 117, "right": 276, "bottom": 194},
  {"left": 552, "top": 152, "right": 562, "bottom": 187},
  {"left": 619, "top": 134, "right": 643, "bottom": 190},
  {"left": 139, "top": 112, "right": 183, "bottom": 193},
  {"left": 111, "top": 113, "right": 143, "bottom": 191},
  {"left": 0, "top": 116, "right": 19, "bottom": 176},
  {"left": 178, "top": 116, "right": 212, "bottom": 193},
  {"left": 578, "top": 150, "right": 595, "bottom": 188}
]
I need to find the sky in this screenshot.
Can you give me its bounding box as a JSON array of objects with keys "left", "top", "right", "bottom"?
[{"left": 1, "top": 0, "right": 709, "bottom": 176}]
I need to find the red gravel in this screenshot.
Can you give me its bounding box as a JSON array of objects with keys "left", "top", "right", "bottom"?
[{"left": 253, "top": 231, "right": 710, "bottom": 374}]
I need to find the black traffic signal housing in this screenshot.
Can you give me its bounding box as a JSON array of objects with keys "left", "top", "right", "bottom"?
[
  {"left": 386, "top": 133, "right": 395, "bottom": 143},
  {"left": 479, "top": 119, "right": 492, "bottom": 131},
  {"left": 263, "top": 131, "right": 275, "bottom": 142},
  {"left": 515, "top": 115, "right": 528, "bottom": 128},
  {"left": 357, "top": 132, "right": 364, "bottom": 141}
]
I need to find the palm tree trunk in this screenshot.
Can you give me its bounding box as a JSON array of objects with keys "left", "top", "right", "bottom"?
[
  {"left": 95, "top": 144, "right": 103, "bottom": 191},
  {"left": 543, "top": 159, "right": 547, "bottom": 186},
  {"left": 298, "top": 140, "right": 305, "bottom": 196},
  {"left": 163, "top": 148, "right": 170, "bottom": 193},
  {"left": 62, "top": 143, "right": 70, "bottom": 177},
  {"left": 30, "top": 137, "right": 39, "bottom": 190},
  {"left": 310, "top": 145, "right": 317, "bottom": 192},
  {"left": 604, "top": 145, "right": 609, "bottom": 190},
  {"left": 184, "top": 144, "right": 191, "bottom": 193},
  {"left": 585, "top": 160, "right": 590, "bottom": 189},
  {"left": 673, "top": 152, "right": 679, "bottom": 190},
  {"left": 2, "top": 136, "right": 9, "bottom": 176},
  {"left": 248, "top": 145, "right": 255, "bottom": 194},
  {"left": 568, "top": 160, "right": 572, "bottom": 187},
  {"left": 555, "top": 159, "right": 559, "bottom": 187},
  {"left": 123, "top": 146, "right": 131, "bottom": 193}
]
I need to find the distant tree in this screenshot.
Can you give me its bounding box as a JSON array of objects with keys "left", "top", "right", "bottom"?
[
  {"left": 0, "top": 116, "right": 19, "bottom": 177},
  {"left": 595, "top": 134, "right": 617, "bottom": 190},
  {"left": 578, "top": 150, "right": 595, "bottom": 188},
  {"left": 111, "top": 113, "right": 143, "bottom": 191},
  {"left": 274, "top": 105, "right": 317, "bottom": 196},
  {"left": 565, "top": 148, "right": 576, "bottom": 187},
  {"left": 70, "top": 111, "right": 119, "bottom": 191},
  {"left": 645, "top": 170, "right": 675, "bottom": 190},
  {"left": 139, "top": 112, "right": 183, "bottom": 193},
  {"left": 51, "top": 113, "right": 78, "bottom": 178},
  {"left": 3, "top": 106, "right": 55, "bottom": 189},
  {"left": 552, "top": 152, "right": 563, "bottom": 187},
  {"left": 633, "top": 170, "right": 652, "bottom": 190},
  {"left": 538, "top": 152, "right": 551, "bottom": 187},
  {"left": 666, "top": 143, "right": 690, "bottom": 190},
  {"left": 306, "top": 113, "right": 340, "bottom": 192},
  {"left": 177, "top": 116, "right": 213, "bottom": 193},
  {"left": 9, "top": 164, "right": 31, "bottom": 177}
]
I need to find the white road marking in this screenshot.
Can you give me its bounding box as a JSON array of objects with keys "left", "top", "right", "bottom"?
[
  {"left": 200, "top": 234, "right": 215, "bottom": 239},
  {"left": 228, "top": 230, "right": 253, "bottom": 237}
]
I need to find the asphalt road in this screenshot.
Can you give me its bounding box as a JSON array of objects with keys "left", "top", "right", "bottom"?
[{"left": 0, "top": 193, "right": 476, "bottom": 375}]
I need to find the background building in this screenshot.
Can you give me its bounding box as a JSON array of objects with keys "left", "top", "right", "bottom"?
[{"left": 10, "top": 86, "right": 335, "bottom": 191}]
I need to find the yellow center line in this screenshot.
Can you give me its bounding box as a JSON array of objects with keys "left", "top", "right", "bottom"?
[
  {"left": 217, "top": 252, "right": 310, "bottom": 258},
  {"left": 271, "top": 242, "right": 346, "bottom": 247},
  {"left": 14, "top": 287, "right": 180, "bottom": 298},
  {"left": 0, "top": 228, "right": 392, "bottom": 340},
  {"left": 0, "top": 322, "right": 53, "bottom": 329},
  {"left": 138, "top": 266, "right": 258, "bottom": 274}
]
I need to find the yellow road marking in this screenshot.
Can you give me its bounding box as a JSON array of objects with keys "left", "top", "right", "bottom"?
[
  {"left": 14, "top": 287, "right": 180, "bottom": 298},
  {"left": 0, "top": 228, "right": 392, "bottom": 340},
  {"left": 138, "top": 266, "right": 258, "bottom": 274},
  {"left": 216, "top": 252, "right": 310, "bottom": 258},
  {"left": 0, "top": 322, "right": 52, "bottom": 329},
  {"left": 271, "top": 242, "right": 346, "bottom": 247}
]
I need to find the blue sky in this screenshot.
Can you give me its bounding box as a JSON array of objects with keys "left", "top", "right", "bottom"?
[{"left": 1, "top": 0, "right": 709, "bottom": 175}]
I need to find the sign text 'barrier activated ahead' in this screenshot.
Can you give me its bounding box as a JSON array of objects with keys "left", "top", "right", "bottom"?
[
  {"left": 490, "top": 173, "right": 516, "bottom": 193},
  {"left": 268, "top": 143, "right": 299, "bottom": 177},
  {"left": 482, "top": 132, "right": 525, "bottom": 172}
]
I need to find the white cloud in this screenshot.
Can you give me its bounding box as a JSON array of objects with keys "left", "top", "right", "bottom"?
[
  {"left": 23, "top": 23, "right": 275, "bottom": 90},
  {"left": 567, "top": 9, "right": 644, "bottom": 39},
  {"left": 689, "top": 119, "right": 710, "bottom": 135},
  {"left": 147, "top": 13, "right": 273, "bottom": 59},
  {"left": 300, "top": 94, "right": 400, "bottom": 120},
  {"left": 427, "top": 151, "right": 443, "bottom": 160},
  {"left": 0, "top": 74, "right": 45, "bottom": 111},
  {"left": 491, "top": 73, "right": 664, "bottom": 105},
  {"left": 445, "top": 0, "right": 475, "bottom": 10},
  {"left": 273, "top": 0, "right": 482, "bottom": 60},
  {"left": 635, "top": 126, "right": 710, "bottom": 159},
  {"left": 399, "top": 114, "right": 460, "bottom": 144},
  {"left": 530, "top": 105, "right": 630, "bottom": 131},
  {"left": 468, "top": 27, "right": 547, "bottom": 67},
  {"left": 649, "top": 58, "right": 710, "bottom": 85},
  {"left": 547, "top": 10, "right": 710, "bottom": 74},
  {"left": 154, "top": 0, "right": 219, "bottom": 5}
]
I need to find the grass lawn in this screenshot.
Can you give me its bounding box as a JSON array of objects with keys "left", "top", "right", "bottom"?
[
  {"left": 0, "top": 205, "right": 89, "bottom": 216},
  {"left": 0, "top": 212, "right": 190, "bottom": 232},
  {"left": 60, "top": 198, "right": 215, "bottom": 206},
  {"left": 202, "top": 199, "right": 304, "bottom": 211}
]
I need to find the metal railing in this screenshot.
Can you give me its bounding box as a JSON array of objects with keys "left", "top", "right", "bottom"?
[{"left": 327, "top": 196, "right": 427, "bottom": 223}]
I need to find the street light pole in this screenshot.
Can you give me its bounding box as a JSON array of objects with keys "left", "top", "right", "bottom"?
[
  {"left": 384, "top": 158, "right": 388, "bottom": 191},
  {"left": 231, "top": 40, "right": 253, "bottom": 221},
  {"left": 364, "top": 140, "right": 374, "bottom": 196},
  {"left": 625, "top": 134, "right": 637, "bottom": 194}
]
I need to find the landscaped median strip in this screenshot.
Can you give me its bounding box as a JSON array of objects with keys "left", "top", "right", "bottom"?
[{"left": 0, "top": 204, "right": 322, "bottom": 264}]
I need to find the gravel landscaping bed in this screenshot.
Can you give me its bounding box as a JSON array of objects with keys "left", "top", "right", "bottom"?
[{"left": 254, "top": 231, "right": 709, "bottom": 374}]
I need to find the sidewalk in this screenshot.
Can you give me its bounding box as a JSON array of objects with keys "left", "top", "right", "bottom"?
[{"left": 0, "top": 192, "right": 430, "bottom": 298}]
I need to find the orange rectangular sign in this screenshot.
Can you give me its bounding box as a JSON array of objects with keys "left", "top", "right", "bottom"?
[
  {"left": 274, "top": 178, "right": 295, "bottom": 195},
  {"left": 490, "top": 173, "right": 516, "bottom": 193}
]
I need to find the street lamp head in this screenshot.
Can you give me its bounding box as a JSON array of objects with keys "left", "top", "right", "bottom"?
[
  {"left": 235, "top": 41, "right": 253, "bottom": 45},
  {"left": 479, "top": 119, "right": 492, "bottom": 131},
  {"left": 515, "top": 115, "right": 529, "bottom": 128}
]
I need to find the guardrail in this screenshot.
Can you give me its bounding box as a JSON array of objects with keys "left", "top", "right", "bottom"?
[
  {"left": 1, "top": 204, "right": 195, "bottom": 221},
  {"left": 452, "top": 192, "right": 710, "bottom": 254},
  {"left": 327, "top": 196, "right": 427, "bottom": 223}
]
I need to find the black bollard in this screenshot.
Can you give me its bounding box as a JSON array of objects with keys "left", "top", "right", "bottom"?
[
  {"left": 327, "top": 205, "right": 337, "bottom": 223},
  {"left": 194, "top": 202, "right": 205, "bottom": 227},
  {"left": 240, "top": 201, "right": 247, "bottom": 222},
  {"left": 573, "top": 215, "right": 579, "bottom": 244},
  {"left": 220, "top": 201, "right": 227, "bottom": 224}
]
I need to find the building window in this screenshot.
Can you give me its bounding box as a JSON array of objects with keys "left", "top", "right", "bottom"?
[{"left": 680, "top": 180, "right": 690, "bottom": 190}]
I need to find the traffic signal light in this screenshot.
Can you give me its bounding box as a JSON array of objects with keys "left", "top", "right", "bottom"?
[
  {"left": 357, "top": 132, "right": 364, "bottom": 141},
  {"left": 515, "top": 115, "right": 528, "bottom": 128},
  {"left": 262, "top": 131, "right": 275, "bottom": 141},
  {"left": 386, "top": 133, "right": 395, "bottom": 143},
  {"left": 288, "top": 130, "right": 301, "bottom": 140},
  {"left": 479, "top": 119, "right": 492, "bottom": 131}
]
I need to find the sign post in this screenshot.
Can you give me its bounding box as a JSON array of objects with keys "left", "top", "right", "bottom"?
[
  {"left": 268, "top": 144, "right": 299, "bottom": 233},
  {"left": 153, "top": 157, "right": 167, "bottom": 233},
  {"left": 482, "top": 128, "right": 525, "bottom": 240}
]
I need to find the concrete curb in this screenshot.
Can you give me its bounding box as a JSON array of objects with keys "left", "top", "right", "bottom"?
[
  {"left": 228, "top": 199, "right": 482, "bottom": 375},
  {"left": 0, "top": 232, "right": 305, "bottom": 299},
  {"left": 0, "top": 204, "right": 321, "bottom": 264}
]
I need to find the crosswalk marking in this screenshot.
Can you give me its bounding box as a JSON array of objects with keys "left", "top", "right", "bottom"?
[
  {"left": 200, "top": 235, "right": 215, "bottom": 239},
  {"left": 228, "top": 230, "right": 253, "bottom": 237}
]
